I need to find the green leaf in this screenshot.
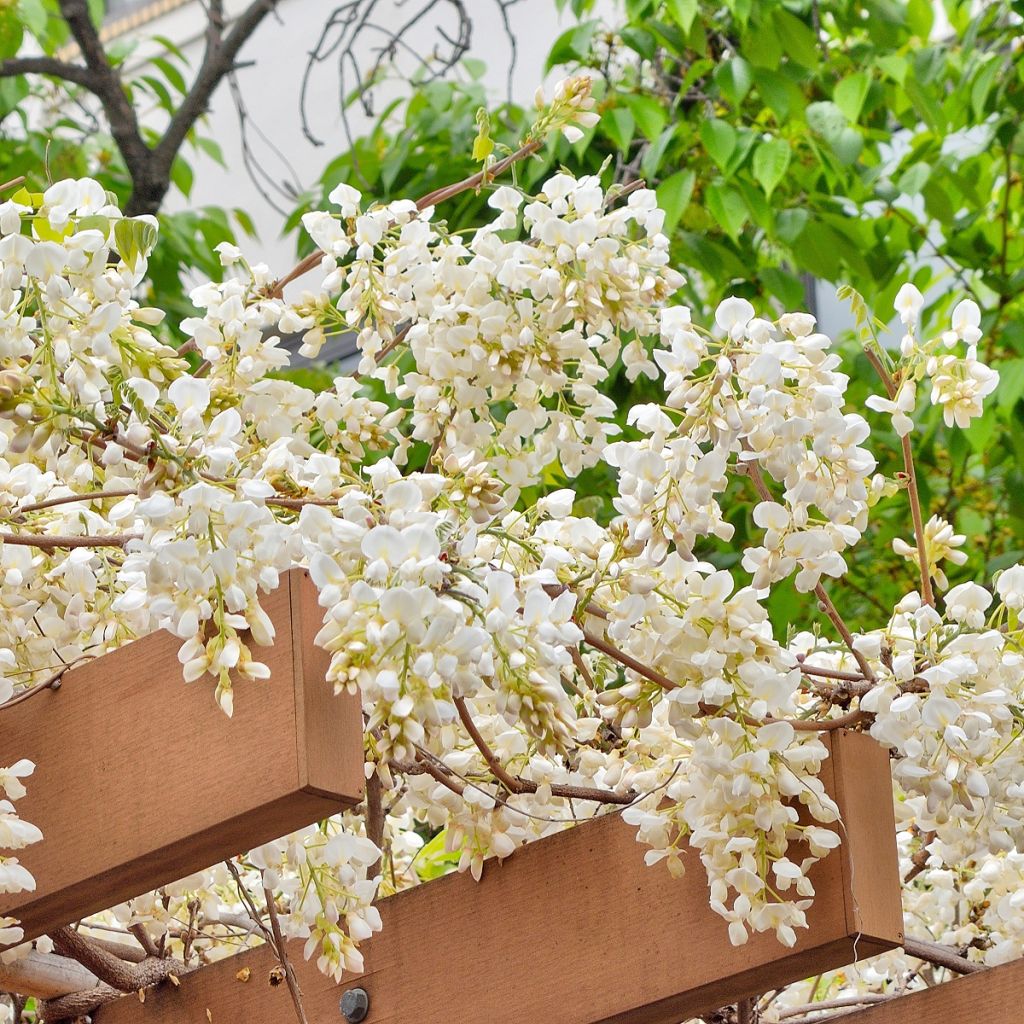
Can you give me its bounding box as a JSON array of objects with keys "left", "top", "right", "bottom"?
[
  {"left": 897, "top": 162, "right": 931, "bottom": 196},
  {"left": 834, "top": 72, "right": 870, "bottom": 122},
  {"left": 715, "top": 56, "right": 753, "bottom": 106},
  {"left": 964, "top": 407, "right": 997, "bottom": 453},
  {"left": 997, "top": 358, "right": 1024, "bottom": 411},
  {"left": 752, "top": 137, "right": 790, "bottom": 199},
  {"left": 623, "top": 93, "right": 667, "bottom": 142},
  {"left": 752, "top": 68, "right": 803, "bottom": 121},
  {"left": 876, "top": 54, "right": 908, "bottom": 85},
  {"left": 772, "top": 8, "right": 820, "bottom": 68},
  {"left": 195, "top": 135, "right": 225, "bottom": 165},
  {"left": 545, "top": 20, "right": 599, "bottom": 70},
  {"left": 602, "top": 107, "right": 635, "bottom": 152},
  {"left": 665, "top": 0, "right": 698, "bottom": 33},
  {"left": 971, "top": 58, "right": 999, "bottom": 121},
  {"left": 233, "top": 208, "right": 257, "bottom": 238},
  {"left": 806, "top": 101, "right": 847, "bottom": 145},
  {"left": 907, "top": 0, "right": 934, "bottom": 38},
  {"left": 416, "top": 829, "right": 459, "bottom": 881},
  {"left": 170, "top": 157, "right": 193, "bottom": 198},
  {"left": 833, "top": 127, "right": 863, "bottom": 165},
  {"left": 655, "top": 168, "right": 695, "bottom": 234},
  {"left": 16, "top": 0, "right": 46, "bottom": 39},
  {"left": 706, "top": 182, "right": 748, "bottom": 239},
  {"left": 114, "top": 218, "right": 158, "bottom": 271},
  {"left": 33, "top": 217, "right": 71, "bottom": 242},
  {"left": 700, "top": 118, "right": 737, "bottom": 173},
  {"left": 0, "top": 10, "right": 23, "bottom": 60},
  {"left": 904, "top": 75, "right": 945, "bottom": 131},
  {"left": 776, "top": 208, "right": 809, "bottom": 244},
  {"left": 640, "top": 124, "right": 678, "bottom": 178},
  {"left": 152, "top": 56, "right": 187, "bottom": 95}
]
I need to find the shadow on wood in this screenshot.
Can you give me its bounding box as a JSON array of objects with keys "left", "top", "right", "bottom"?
[
  {"left": 838, "top": 955, "right": 1024, "bottom": 1023},
  {"left": 1, "top": 570, "right": 364, "bottom": 951},
  {"left": 93, "top": 730, "right": 903, "bottom": 1024}
]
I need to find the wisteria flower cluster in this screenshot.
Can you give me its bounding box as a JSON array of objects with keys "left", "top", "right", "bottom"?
[{"left": 0, "top": 75, "right": 1018, "bottom": 1011}]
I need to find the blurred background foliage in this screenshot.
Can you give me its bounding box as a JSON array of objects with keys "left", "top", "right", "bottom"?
[{"left": 2, "top": 0, "right": 1024, "bottom": 630}]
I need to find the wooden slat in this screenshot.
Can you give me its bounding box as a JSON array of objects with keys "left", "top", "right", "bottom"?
[
  {"left": 838, "top": 956, "right": 1024, "bottom": 1023},
  {"left": 94, "top": 730, "right": 903, "bottom": 1024},
  {"left": 1, "top": 570, "right": 363, "bottom": 950}
]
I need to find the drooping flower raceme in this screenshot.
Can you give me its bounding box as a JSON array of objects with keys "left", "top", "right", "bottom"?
[{"left": 0, "top": 78, "right": 1015, "bottom": 1007}]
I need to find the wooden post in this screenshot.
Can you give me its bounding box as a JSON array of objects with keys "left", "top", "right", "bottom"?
[
  {"left": 834, "top": 956, "right": 1023, "bottom": 1023},
  {"left": 1, "top": 570, "right": 364, "bottom": 951},
  {"left": 92, "top": 730, "right": 903, "bottom": 1024}
]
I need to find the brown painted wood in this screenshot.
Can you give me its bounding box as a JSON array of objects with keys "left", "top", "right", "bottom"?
[
  {"left": 1, "top": 570, "right": 363, "bottom": 951},
  {"left": 94, "top": 729, "right": 903, "bottom": 1024},
  {"left": 839, "top": 956, "right": 1024, "bottom": 1023}
]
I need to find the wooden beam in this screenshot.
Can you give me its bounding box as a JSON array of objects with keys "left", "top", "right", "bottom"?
[
  {"left": 1, "top": 570, "right": 364, "bottom": 951},
  {"left": 836, "top": 956, "right": 1024, "bottom": 1023},
  {"left": 93, "top": 730, "right": 903, "bottom": 1024}
]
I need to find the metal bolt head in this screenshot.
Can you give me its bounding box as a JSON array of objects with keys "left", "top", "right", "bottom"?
[{"left": 340, "top": 987, "right": 369, "bottom": 1023}]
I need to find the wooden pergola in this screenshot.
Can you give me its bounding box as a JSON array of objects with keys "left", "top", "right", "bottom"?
[{"left": 1, "top": 569, "right": 1016, "bottom": 1023}]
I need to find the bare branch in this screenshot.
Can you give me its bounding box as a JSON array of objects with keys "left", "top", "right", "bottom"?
[
  {"left": 57, "top": 0, "right": 154, "bottom": 211},
  {"left": 263, "top": 887, "right": 309, "bottom": 1024},
  {"left": 0, "top": 532, "right": 134, "bottom": 549},
  {"left": 50, "top": 927, "right": 191, "bottom": 993},
  {"left": 0, "top": 950, "right": 99, "bottom": 1000},
  {"left": 152, "top": 0, "right": 281, "bottom": 179},
  {"left": 902, "top": 937, "right": 985, "bottom": 976},
  {"left": 0, "top": 56, "right": 94, "bottom": 88}
]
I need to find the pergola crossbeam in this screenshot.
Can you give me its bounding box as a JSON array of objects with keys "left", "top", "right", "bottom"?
[
  {"left": 90, "top": 730, "right": 903, "bottom": 1024},
  {"left": 837, "top": 955, "right": 1024, "bottom": 1023},
  {"left": 1, "top": 570, "right": 364, "bottom": 952}
]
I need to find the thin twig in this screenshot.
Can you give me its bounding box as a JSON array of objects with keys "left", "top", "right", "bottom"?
[
  {"left": 0, "top": 531, "right": 135, "bottom": 549},
  {"left": 0, "top": 660, "right": 86, "bottom": 712},
  {"left": 13, "top": 488, "right": 137, "bottom": 514},
  {"left": 778, "top": 994, "right": 890, "bottom": 1018},
  {"left": 268, "top": 141, "right": 542, "bottom": 298},
  {"left": 262, "top": 885, "right": 309, "bottom": 1024}
]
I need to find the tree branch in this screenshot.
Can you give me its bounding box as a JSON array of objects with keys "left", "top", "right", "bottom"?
[
  {"left": 902, "top": 937, "right": 985, "bottom": 975},
  {"left": 50, "top": 927, "right": 191, "bottom": 993},
  {"left": 57, "top": 0, "right": 154, "bottom": 211},
  {"left": 0, "top": 56, "right": 94, "bottom": 88},
  {"left": 152, "top": 0, "right": 281, "bottom": 181}
]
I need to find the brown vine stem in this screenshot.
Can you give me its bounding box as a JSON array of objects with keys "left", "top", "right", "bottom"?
[
  {"left": 0, "top": 659, "right": 89, "bottom": 713},
  {"left": 902, "top": 937, "right": 985, "bottom": 976},
  {"left": 582, "top": 627, "right": 865, "bottom": 732},
  {"left": 414, "top": 754, "right": 467, "bottom": 796},
  {"left": 13, "top": 487, "right": 137, "bottom": 514},
  {"left": 453, "top": 696, "right": 634, "bottom": 804},
  {"left": 901, "top": 432, "right": 935, "bottom": 607},
  {"left": 863, "top": 346, "right": 935, "bottom": 608},
  {"left": 0, "top": 531, "right": 135, "bottom": 549},
  {"left": 262, "top": 886, "right": 310, "bottom": 1024},
  {"left": 266, "top": 140, "right": 542, "bottom": 299},
  {"left": 777, "top": 994, "right": 890, "bottom": 1019}
]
